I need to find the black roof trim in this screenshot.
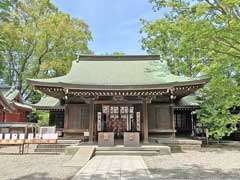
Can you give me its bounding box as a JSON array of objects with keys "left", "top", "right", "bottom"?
[{"left": 77, "top": 55, "right": 160, "bottom": 61}]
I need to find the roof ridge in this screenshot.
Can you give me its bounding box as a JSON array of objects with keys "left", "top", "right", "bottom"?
[{"left": 77, "top": 55, "right": 160, "bottom": 61}]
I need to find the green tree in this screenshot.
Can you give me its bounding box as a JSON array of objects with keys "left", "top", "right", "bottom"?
[
  {"left": 28, "top": 109, "right": 49, "bottom": 126},
  {"left": 141, "top": 0, "right": 240, "bottom": 139},
  {"left": 0, "top": 0, "right": 92, "bottom": 100},
  {"left": 0, "top": 0, "right": 15, "bottom": 76}
]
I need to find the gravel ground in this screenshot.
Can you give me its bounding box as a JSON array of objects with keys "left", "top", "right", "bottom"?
[
  {"left": 0, "top": 146, "right": 80, "bottom": 180},
  {"left": 143, "top": 145, "right": 240, "bottom": 179},
  {"left": 1, "top": 145, "right": 240, "bottom": 180}
]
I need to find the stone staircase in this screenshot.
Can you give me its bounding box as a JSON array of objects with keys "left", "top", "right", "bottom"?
[{"left": 34, "top": 140, "right": 80, "bottom": 153}]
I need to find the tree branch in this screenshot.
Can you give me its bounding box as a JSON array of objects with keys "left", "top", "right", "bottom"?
[{"left": 213, "top": 37, "right": 240, "bottom": 53}]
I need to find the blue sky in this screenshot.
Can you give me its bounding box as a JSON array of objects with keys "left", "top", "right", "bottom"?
[{"left": 51, "top": 0, "right": 165, "bottom": 55}]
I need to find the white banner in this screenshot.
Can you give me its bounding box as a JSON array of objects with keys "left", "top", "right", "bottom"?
[
  {"left": 136, "top": 112, "right": 141, "bottom": 131},
  {"left": 97, "top": 112, "right": 102, "bottom": 131}
]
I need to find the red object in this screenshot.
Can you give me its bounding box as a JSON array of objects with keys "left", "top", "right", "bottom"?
[
  {"left": 0, "top": 110, "right": 31, "bottom": 122},
  {"left": 0, "top": 89, "right": 32, "bottom": 123}
]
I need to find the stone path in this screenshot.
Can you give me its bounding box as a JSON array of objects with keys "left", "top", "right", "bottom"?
[{"left": 72, "top": 155, "right": 153, "bottom": 180}]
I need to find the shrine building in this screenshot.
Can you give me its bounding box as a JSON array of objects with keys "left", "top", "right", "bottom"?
[{"left": 29, "top": 55, "right": 209, "bottom": 143}]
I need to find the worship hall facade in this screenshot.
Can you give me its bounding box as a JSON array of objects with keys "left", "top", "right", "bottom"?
[{"left": 29, "top": 55, "right": 208, "bottom": 143}]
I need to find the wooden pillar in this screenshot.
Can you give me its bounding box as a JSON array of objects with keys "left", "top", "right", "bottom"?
[
  {"left": 170, "top": 104, "right": 176, "bottom": 139},
  {"left": 64, "top": 104, "right": 69, "bottom": 129},
  {"left": 142, "top": 97, "right": 151, "bottom": 144},
  {"left": 88, "top": 99, "right": 95, "bottom": 143},
  {"left": 24, "top": 126, "right": 27, "bottom": 137},
  {"left": 3, "top": 111, "right": 6, "bottom": 123}
]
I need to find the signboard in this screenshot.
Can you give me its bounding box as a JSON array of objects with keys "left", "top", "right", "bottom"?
[
  {"left": 40, "top": 126, "right": 56, "bottom": 135},
  {"left": 12, "top": 134, "right": 18, "bottom": 140},
  {"left": 97, "top": 112, "right": 102, "bottom": 131},
  {"left": 19, "top": 133, "right": 25, "bottom": 140},
  {"left": 28, "top": 133, "right": 34, "bottom": 140},
  {"left": 0, "top": 133, "right": 58, "bottom": 145},
  {"left": 42, "top": 133, "right": 58, "bottom": 140},
  {"left": 5, "top": 134, "right": 10, "bottom": 140},
  {"left": 35, "top": 134, "right": 41, "bottom": 139}
]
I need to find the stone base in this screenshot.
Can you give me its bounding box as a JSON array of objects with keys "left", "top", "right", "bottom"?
[
  {"left": 98, "top": 132, "right": 114, "bottom": 146},
  {"left": 124, "top": 132, "right": 140, "bottom": 147}
]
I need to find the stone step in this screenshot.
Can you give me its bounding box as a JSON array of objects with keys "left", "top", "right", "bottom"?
[
  {"left": 96, "top": 146, "right": 164, "bottom": 151},
  {"left": 170, "top": 145, "right": 201, "bottom": 152},
  {"left": 37, "top": 144, "right": 70, "bottom": 149},
  {"left": 33, "top": 152, "right": 61, "bottom": 155},
  {"left": 57, "top": 140, "right": 80, "bottom": 144},
  {"left": 96, "top": 145, "right": 171, "bottom": 155},
  {"left": 150, "top": 138, "right": 202, "bottom": 152},
  {"left": 34, "top": 148, "right": 65, "bottom": 153},
  {"left": 95, "top": 150, "right": 159, "bottom": 156}
]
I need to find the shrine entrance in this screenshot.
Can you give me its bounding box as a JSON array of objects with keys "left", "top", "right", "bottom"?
[{"left": 97, "top": 105, "right": 141, "bottom": 145}]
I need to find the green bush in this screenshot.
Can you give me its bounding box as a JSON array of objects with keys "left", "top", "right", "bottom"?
[{"left": 28, "top": 109, "right": 49, "bottom": 126}]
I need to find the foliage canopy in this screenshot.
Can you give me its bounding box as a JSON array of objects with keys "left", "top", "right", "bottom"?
[
  {"left": 141, "top": 0, "right": 240, "bottom": 139},
  {"left": 0, "top": 0, "right": 92, "bottom": 100}
]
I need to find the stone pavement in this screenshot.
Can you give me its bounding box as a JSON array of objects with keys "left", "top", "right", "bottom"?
[{"left": 72, "top": 155, "right": 153, "bottom": 180}]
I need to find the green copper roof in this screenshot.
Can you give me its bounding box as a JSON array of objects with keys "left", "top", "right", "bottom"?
[
  {"left": 0, "top": 87, "right": 32, "bottom": 111},
  {"left": 28, "top": 55, "right": 205, "bottom": 87},
  {"left": 33, "top": 96, "right": 63, "bottom": 110},
  {"left": 0, "top": 91, "right": 15, "bottom": 112},
  {"left": 34, "top": 96, "right": 61, "bottom": 107},
  {"left": 5, "top": 88, "right": 21, "bottom": 101}
]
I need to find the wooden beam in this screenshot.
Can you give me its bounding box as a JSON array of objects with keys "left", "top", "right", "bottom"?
[{"left": 93, "top": 100, "right": 142, "bottom": 104}]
